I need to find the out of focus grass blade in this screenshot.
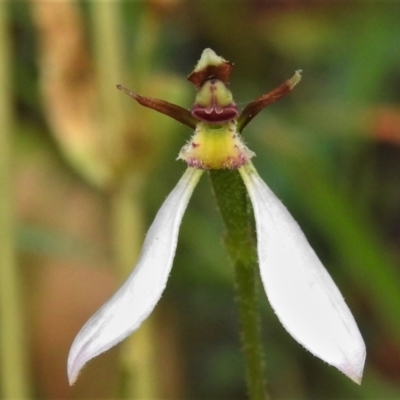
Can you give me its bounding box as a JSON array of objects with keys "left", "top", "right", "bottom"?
[{"left": 0, "top": 4, "right": 31, "bottom": 398}]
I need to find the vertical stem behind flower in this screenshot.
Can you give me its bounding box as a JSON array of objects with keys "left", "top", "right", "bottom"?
[
  {"left": 210, "top": 170, "right": 269, "bottom": 400},
  {"left": 91, "top": 2, "right": 126, "bottom": 164},
  {"left": 0, "top": 5, "right": 31, "bottom": 399}
]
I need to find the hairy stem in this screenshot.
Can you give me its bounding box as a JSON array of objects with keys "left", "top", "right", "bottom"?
[{"left": 210, "top": 169, "right": 268, "bottom": 400}]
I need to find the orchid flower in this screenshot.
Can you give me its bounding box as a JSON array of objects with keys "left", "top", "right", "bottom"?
[{"left": 68, "top": 49, "right": 365, "bottom": 385}]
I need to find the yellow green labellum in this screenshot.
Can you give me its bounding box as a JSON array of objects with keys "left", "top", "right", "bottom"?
[{"left": 178, "top": 122, "right": 254, "bottom": 170}]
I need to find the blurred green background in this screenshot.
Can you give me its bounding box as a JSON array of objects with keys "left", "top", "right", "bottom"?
[{"left": 1, "top": 1, "right": 400, "bottom": 399}]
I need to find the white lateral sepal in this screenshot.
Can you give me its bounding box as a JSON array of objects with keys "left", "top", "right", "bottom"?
[
  {"left": 239, "top": 163, "right": 366, "bottom": 384},
  {"left": 67, "top": 167, "right": 203, "bottom": 384}
]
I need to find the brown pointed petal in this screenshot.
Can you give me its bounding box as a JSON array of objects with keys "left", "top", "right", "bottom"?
[
  {"left": 117, "top": 85, "right": 197, "bottom": 129},
  {"left": 237, "top": 70, "right": 302, "bottom": 132}
]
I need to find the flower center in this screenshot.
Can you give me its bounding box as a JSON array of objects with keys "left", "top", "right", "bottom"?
[{"left": 178, "top": 121, "right": 254, "bottom": 170}]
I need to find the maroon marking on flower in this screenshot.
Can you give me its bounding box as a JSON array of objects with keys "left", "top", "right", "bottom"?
[
  {"left": 186, "top": 158, "right": 205, "bottom": 169},
  {"left": 188, "top": 63, "right": 233, "bottom": 89},
  {"left": 191, "top": 103, "right": 239, "bottom": 124}
]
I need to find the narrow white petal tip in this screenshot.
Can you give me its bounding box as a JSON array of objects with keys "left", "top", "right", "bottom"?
[
  {"left": 67, "top": 351, "right": 82, "bottom": 386},
  {"left": 338, "top": 345, "right": 366, "bottom": 385},
  {"left": 68, "top": 336, "right": 100, "bottom": 385},
  {"left": 66, "top": 168, "right": 203, "bottom": 384},
  {"left": 68, "top": 370, "right": 78, "bottom": 386}
]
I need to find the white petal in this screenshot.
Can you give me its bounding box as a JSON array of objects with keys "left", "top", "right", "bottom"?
[
  {"left": 68, "top": 167, "right": 203, "bottom": 384},
  {"left": 239, "top": 163, "right": 366, "bottom": 384}
]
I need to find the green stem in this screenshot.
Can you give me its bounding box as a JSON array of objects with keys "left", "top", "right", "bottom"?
[
  {"left": 210, "top": 170, "right": 268, "bottom": 400},
  {"left": 0, "top": 5, "right": 30, "bottom": 398}
]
